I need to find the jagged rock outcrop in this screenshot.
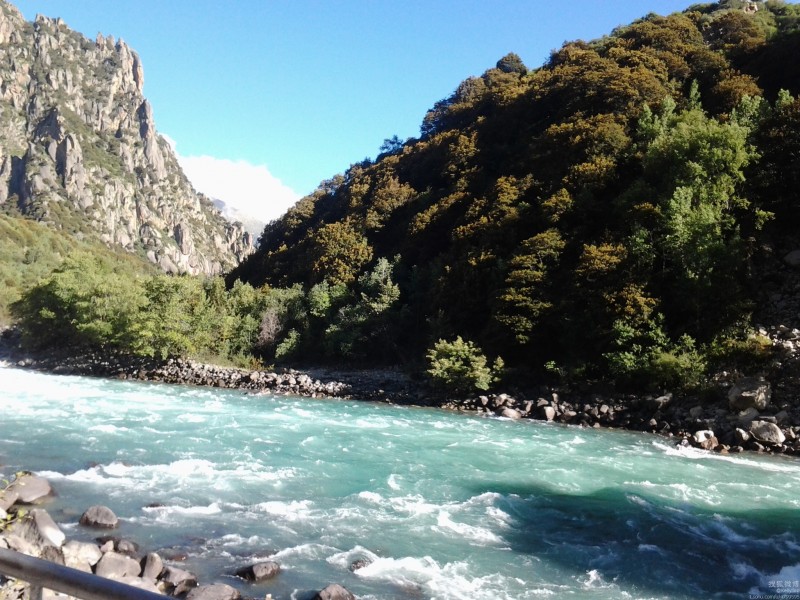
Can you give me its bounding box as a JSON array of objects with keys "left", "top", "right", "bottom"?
[{"left": 0, "top": 1, "right": 252, "bottom": 274}]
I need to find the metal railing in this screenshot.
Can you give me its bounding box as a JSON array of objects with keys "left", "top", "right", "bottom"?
[{"left": 0, "top": 547, "right": 166, "bottom": 600}]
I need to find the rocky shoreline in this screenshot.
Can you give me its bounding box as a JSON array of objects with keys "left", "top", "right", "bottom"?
[
  {"left": 2, "top": 328, "right": 800, "bottom": 458},
  {"left": 0, "top": 473, "right": 356, "bottom": 600}
]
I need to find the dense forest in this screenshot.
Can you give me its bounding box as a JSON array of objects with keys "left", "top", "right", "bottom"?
[{"left": 11, "top": 0, "right": 800, "bottom": 392}]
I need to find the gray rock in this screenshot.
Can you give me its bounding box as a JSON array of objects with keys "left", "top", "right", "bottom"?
[
  {"left": 94, "top": 551, "right": 141, "bottom": 579},
  {"left": 541, "top": 406, "right": 556, "bottom": 421},
  {"left": 79, "top": 505, "right": 119, "bottom": 529},
  {"left": 0, "top": 488, "right": 19, "bottom": 512},
  {"left": 688, "top": 406, "right": 703, "bottom": 419},
  {"left": 6, "top": 474, "right": 53, "bottom": 504},
  {"left": 749, "top": 421, "right": 786, "bottom": 445},
  {"left": 12, "top": 508, "right": 66, "bottom": 550},
  {"left": 63, "top": 540, "right": 102, "bottom": 572},
  {"left": 186, "top": 584, "right": 241, "bottom": 600},
  {"left": 141, "top": 552, "right": 164, "bottom": 580},
  {"left": 161, "top": 566, "right": 198, "bottom": 595},
  {"left": 693, "top": 430, "right": 718, "bottom": 451},
  {"left": 783, "top": 249, "right": 800, "bottom": 267},
  {"left": 500, "top": 408, "right": 522, "bottom": 420},
  {"left": 115, "top": 539, "right": 138, "bottom": 555},
  {"left": 728, "top": 378, "right": 771, "bottom": 411},
  {"left": 647, "top": 394, "right": 673, "bottom": 411},
  {"left": 737, "top": 407, "right": 760, "bottom": 424},
  {"left": 1, "top": 533, "right": 39, "bottom": 557},
  {"left": 314, "top": 583, "right": 356, "bottom": 600},
  {"left": 350, "top": 558, "right": 372, "bottom": 571},
  {"left": 114, "top": 576, "right": 161, "bottom": 594},
  {"left": 235, "top": 560, "right": 281, "bottom": 582},
  {"left": 734, "top": 428, "right": 751, "bottom": 445}
]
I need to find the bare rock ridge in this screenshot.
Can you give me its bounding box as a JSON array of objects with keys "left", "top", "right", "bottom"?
[{"left": 0, "top": 1, "right": 253, "bottom": 275}]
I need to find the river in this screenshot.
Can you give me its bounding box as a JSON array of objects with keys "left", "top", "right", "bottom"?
[{"left": 1, "top": 365, "right": 799, "bottom": 599}]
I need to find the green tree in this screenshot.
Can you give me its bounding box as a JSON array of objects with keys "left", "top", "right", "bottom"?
[
  {"left": 311, "top": 220, "right": 373, "bottom": 285},
  {"left": 324, "top": 257, "right": 402, "bottom": 360},
  {"left": 12, "top": 251, "right": 146, "bottom": 351},
  {"left": 496, "top": 229, "right": 565, "bottom": 345},
  {"left": 639, "top": 103, "right": 756, "bottom": 336},
  {"left": 426, "top": 336, "right": 503, "bottom": 395}
]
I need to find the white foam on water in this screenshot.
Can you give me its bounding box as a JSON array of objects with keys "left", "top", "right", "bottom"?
[
  {"left": 485, "top": 505, "right": 514, "bottom": 528},
  {"left": 653, "top": 440, "right": 800, "bottom": 474},
  {"left": 387, "top": 474, "right": 401, "bottom": 490},
  {"left": 388, "top": 494, "right": 440, "bottom": 517},
  {"left": 165, "top": 458, "right": 217, "bottom": 477},
  {"left": 253, "top": 499, "right": 314, "bottom": 522},
  {"left": 252, "top": 467, "right": 296, "bottom": 482},
  {"left": 560, "top": 435, "right": 587, "bottom": 447},
  {"left": 142, "top": 502, "right": 223, "bottom": 517},
  {"left": 271, "top": 542, "right": 337, "bottom": 561},
  {"left": 461, "top": 491, "right": 503, "bottom": 507},
  {"left": 354, "top": 417, "right": 391, "bottom": 429},
  {"left": 215, "top": 533, "right": 268, "bottom": 547},
  {"left": 36, "top": 458, "right": 293, "bottom": 499},
  {"left": 326, "top": 545, "right": 380, "bottom": 570},
  {"left": 581, "top": 569, "right": 626, "bottom": 593},
  {"left": 731, "top": 559, "right": 764, "bottom": 581},
  {"left": 433, "top": 510, "right": 504, "bottom": 545},
  {"left": 637, "top": 544, "right": 667, "bottom": 555},
  {"left": 625, "top": 480, "right": 722, "bottom": 506},
  {"left": 176, "top": 413, "right": 206, "bottom": 423},
  {"left": 355, "top": 555, "right": 555, "bottom": 600},
  {"left": 88, "top": 424, "right": 129, "bottom": 434},
  {"left": 358, "top": 491, "right": 384, "bottom": 504},
  {"left": 36, "top": 466, "right": 120, "bottom": 486}
]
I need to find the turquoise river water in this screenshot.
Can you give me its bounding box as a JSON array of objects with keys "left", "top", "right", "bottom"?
[{"left": 1, "top": 364, "right": 799, "bottom": 599}]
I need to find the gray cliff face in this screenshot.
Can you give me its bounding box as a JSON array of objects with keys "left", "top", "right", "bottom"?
[{"left": 0, "top": 2, "right": 253, "bottom": 275}]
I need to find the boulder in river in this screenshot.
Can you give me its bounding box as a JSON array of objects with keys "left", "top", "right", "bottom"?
[
  {"left": 235, "top": 560, "right": 281, "bottom": 582},
  {"left": 314, "top": 583, "right": 356, "bottom": 600},
  {"left": 79, "top": 505, "right": 119, "bottom": 529}
]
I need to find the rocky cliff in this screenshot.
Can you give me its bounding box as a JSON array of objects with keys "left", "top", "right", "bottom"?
[{"left": 0, "top": 1, "right": 252, "bottom": 275}]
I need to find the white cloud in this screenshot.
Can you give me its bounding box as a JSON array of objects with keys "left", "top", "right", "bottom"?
[{"left": 162, "top": 135, "right": 301, "bottom": 224}]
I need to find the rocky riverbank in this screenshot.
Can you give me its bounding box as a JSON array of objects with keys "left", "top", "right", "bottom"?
[
  {"left": 2, "top": 328, "right": 800, "bottom": 457},
  {"left": 0, "top": 473, "right": 357, "bottom": 600}
]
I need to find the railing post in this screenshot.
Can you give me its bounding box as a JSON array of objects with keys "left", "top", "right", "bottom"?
[{"left": 29, "top": 583, "right": 43, "bottom": 600}]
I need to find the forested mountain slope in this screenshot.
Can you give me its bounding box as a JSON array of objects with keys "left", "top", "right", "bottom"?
[
  {"left": 230, "top": 1, "right": 800, "bottom": 385},
  {"left": 0, "top": 1, "right": 252, "bottom": 276}
]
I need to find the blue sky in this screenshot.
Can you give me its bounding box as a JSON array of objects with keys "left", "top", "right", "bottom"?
[{"left": 14, "top": 0, "right": 696, "bottom": 221}]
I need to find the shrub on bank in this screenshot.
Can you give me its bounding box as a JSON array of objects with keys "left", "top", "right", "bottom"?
[{"left": 426, "top": 336, "right": 503, "bottom": 395}]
